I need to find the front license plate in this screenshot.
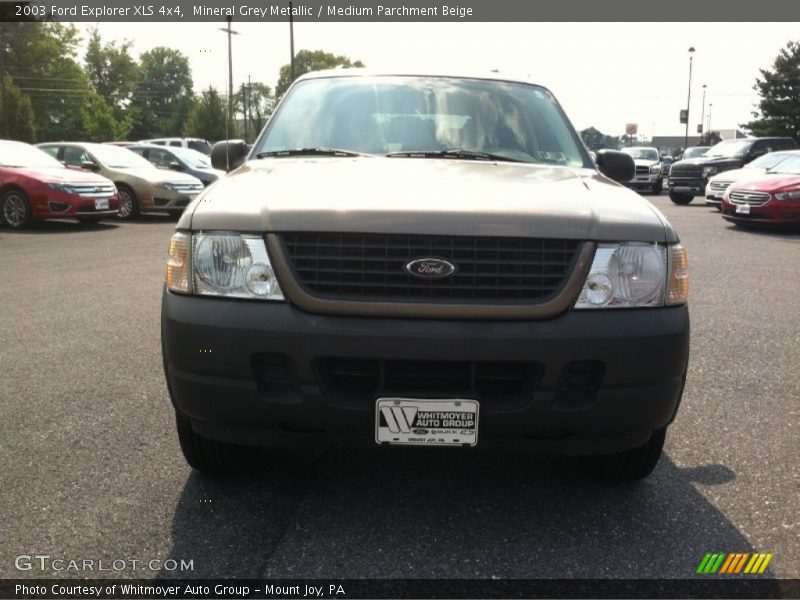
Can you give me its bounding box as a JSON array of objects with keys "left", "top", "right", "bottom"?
[
  {"left": 736, "top": 204, "right": 751, "bottom": 214},
  {"left": 375, "top": 398, "right": 479, "bottom": 447},
  {"left": 94, "top": 198, "right": 109, "bottom": 210}
]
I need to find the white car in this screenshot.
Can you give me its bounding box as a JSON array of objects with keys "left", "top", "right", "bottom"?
[
  {"left": 705, "top": 150, "right": 800, "bottom": 207},
  {"left": 138, "top": 137, "right": 212, "bottom": 155},
  {"left": 620, "top": 147, "right": 663, "bottom": 195}
]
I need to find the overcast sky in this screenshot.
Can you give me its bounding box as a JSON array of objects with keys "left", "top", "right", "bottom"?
[{"left": 76, "top": 22, "right": 798, "bottom": 139}]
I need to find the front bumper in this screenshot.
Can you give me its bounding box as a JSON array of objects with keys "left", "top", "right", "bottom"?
[
  {"left": 162, "top": 292, "right": 690, "bottom": 454},
  {"left": 721, "top": 198, "right": 800, "bottom": 224},
  {"left": 34, "top": 193, "right": 119, "bottom": 218},
  {"left": 624, "top": 174, "right": 661, "bottom": 189},
  {"left": 668, "top": 177, "right": 707, "bottom": 196}
]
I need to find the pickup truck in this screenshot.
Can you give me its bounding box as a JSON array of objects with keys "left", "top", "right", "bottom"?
[{"left": 161, "top": 70, "right": 690, "bottom": 481}]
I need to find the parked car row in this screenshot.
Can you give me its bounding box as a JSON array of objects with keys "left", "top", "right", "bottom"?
[
  {"left": 667, "top": 137, "right": 798, "bottom": 205},
  {"left": 0, "top": 139, "right": 223, "bottom": 229}
]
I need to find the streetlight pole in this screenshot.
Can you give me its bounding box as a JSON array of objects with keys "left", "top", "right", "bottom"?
[
  {"left": 707, "top": 103, "right": 713, "bottom": 134},
  {"left": 684, "top": 47, "right": 695, "bottom": 151},
  {"left": 700, "top": 84, "right": 707, "bottom": 138}
]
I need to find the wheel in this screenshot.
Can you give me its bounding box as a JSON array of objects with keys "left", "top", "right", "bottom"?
[
  {"left": 76, "top": 216, "right": 104, "bottom": 225},
  {"left": 175, "top": 413, "right": 250, "bottom": 474},
  {"left": 2, "top": 188, "right": 34, "bottom": 229},
  {"left": 581, "top": 427, "right": 667, "bottom": 481},
  {"left": 652, "top": 180, "right": 663, "bottom": 195},
  {"left": 116, "top": 184, "right": 139, "bottom": 219},
  {"left": 669, "top": 190, "right": 693, "bottom": 205}
]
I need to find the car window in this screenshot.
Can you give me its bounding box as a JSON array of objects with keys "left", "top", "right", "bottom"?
[
  {"left": 771, "top": 154, "right": 800, "bottom": 174},
  {"left": 63, "top": 146, "right": 91, "bottom": 167},
  {"left": 169, "top": 141, "right": 182, "bottom": 147},
  {"left": 621, "top": 148, "right": 659, "bottom": 161},
  {"left": 749, "top": 152, "right": 792, "bottom": 169},
  {"left": 258, "top": 76, "right": 588, "bottom": 167},
  {"left": 148, "top": 147, "right": 173, "bottom": 167},
  {"left": 188, "top": 140, "right": 211, "bottom": 153},
  {"left": 40, "top": 146, "right": 60, "bottom": 159}
]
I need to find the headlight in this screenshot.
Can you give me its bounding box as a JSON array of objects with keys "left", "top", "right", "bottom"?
[
  {"left": 156, "top": 182, "right": 178, "bottom": 192},
  {"left": 47, "top": 182, "right": 73, "bottom": 193},
  {"left": 192, "top": 232, "right": 285, "bottom": 300},
  {"left": 650, "top": 164, "right": 662, "bottom": 174},
  {"left": 576, "top": 243, "right": 686, "bottom": 309},
  {"left": 774, "top": 189, "right": 800, "bottom": 200},
  {"left": 702, "top": 166, "right": 719, "bottom": 177}
]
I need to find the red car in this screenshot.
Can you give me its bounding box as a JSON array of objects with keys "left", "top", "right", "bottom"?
[
  {"left": 721, "top": 153, "right": 800, "bottom": 226},
  {"left": 0, "top": 140, "right": 119, "bottom": 229}
]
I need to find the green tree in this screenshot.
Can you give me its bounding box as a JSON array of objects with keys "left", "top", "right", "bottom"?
[
  {"left": 233, "top": 81, "right": 275, "bottom": 142},
  {"left": 183, "top": 87, "right": 231, "bottom": 141},
  {"left": 84, "top": 28, "right": 138, "bottom": 120},
  {"left": 81, "top": 91, "right": 132, "bottom": 141},
  {"left": 580, "top": 126, "right": 620, "bottom": 150},
  {"left": 129, "top": 47, "right": 193, "bottom": 139},
  {"left": 0, "top": 22, "right": 93, "bottom": 141},
  {"left": 742, "top": 41, "right": 800, "bottom": 141},
  {"left": 0, "top": 74, "right": 36, "bottom": 142},
  {"left": 274, "top": 49, "right": 364, "bottom": 98}
]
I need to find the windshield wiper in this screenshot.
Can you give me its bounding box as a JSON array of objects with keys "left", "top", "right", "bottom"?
[
  {"left": 255, "top": 147, "right": 365, "bottom": 159},
  {"left": 385, "top": 149, "right": 525, "bottom": 163}
]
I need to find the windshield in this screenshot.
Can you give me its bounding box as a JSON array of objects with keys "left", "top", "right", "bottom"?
[
  {"left": 256, "top": 76, "right": 588, "bottom": 167},
  {"left": 88, "top": 144, "right": 155, "bottom": 169},
  {"left": 769, "top": 154, "right": 800, "bottom": 174},
  {"left": 750, "top": 151, "right": 795, "bottom": 170},
  {"left": 706, "top": 140, "right": 753, "bottom": 159},
  {"left": 171, "top": 147, "right": 213, "bottom": 168},
  {"left": 0, "top": 142, "right": 64, "bottom": 168},
  {"left": 621, "top": 148, "right": 659, "bottom": 161},
  {"left": 683, "top": 147, "right": 710, "bottom": 159}
]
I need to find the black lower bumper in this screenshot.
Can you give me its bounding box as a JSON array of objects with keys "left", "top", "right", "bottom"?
[
  {"left": 161, "top": 291, "right": 690, "bottom": 454},
  {"left": 668, "top": 177, "right": 707, "bottom": 196}
]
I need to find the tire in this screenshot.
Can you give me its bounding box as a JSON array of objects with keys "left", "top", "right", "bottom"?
[
  {"left": 175, "top": 413, "right": 250, "bottom": 474},
  {"left": 652, "top": 180, "right": 663, "bottom": 195},
  {"left": 116, "top": 184, "right": 139, "bottom": 219},
  {"left": 76, "top": 216, "right": 104, "bottom": 225},
  {"left": 669, "top": 190, "right": 693, "bottom": 205},
  {"left": 581, "top": 427, "right": 667, "bottom": 481},
  {"left": 2, "top": 188, "right": 34, "bottom": 229}
]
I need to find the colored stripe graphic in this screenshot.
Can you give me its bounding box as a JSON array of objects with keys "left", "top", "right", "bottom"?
[{"left": 699, "top": 552, "right": 773, "bottom": 575}]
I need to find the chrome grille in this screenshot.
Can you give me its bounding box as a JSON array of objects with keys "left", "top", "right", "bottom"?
[
  {"left": 729, "top": 190, "right": 770, "bottom": 206},
  {"left": 635, "top": 166, "right": 650, "bottom": 175},
  {"left": 69, "top": 184, "right": 116, "bottom": 198},
  {"left": 279, "top": 233, "right": 583, "bottom": 304},
  {"left": 709, "top": 180, "right": 734, "bottom": 192},
  {"left": 167, "top": 181, "right": 204, "bottom": 194}
]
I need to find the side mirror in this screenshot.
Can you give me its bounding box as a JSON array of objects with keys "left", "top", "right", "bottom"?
[
  {"left": 81, "top": 161, "right": 100, "bottom": 172},
  {"left": 168, "top": 161, "right": 183, "bottom": 171},
  {"left": 211, "top": 140, "right": 248, "bottom": 172},
  {"left": 595, "top": 150, "right": 634, "bottom": 183}
]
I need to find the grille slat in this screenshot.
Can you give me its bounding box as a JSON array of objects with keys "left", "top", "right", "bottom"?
[
  {"left": 729, "top": 190, "right": 770, "bottom": 206},
  {"left": 280, "top": 233, "right": 581, "bottom": 304}
]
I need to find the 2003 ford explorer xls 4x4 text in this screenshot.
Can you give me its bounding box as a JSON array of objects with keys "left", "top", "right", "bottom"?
[{"left": 161, "top": 71, "right": 690, "bottom": 481}]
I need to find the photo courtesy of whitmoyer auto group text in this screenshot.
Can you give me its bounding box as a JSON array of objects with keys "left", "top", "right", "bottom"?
[{"left": 1, "top": 0, "right": 799, "bottom": 599}]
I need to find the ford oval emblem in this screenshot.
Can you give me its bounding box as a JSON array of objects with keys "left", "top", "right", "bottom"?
[{"left": 405, "top": 258, "right": 457, "bottom": 280}]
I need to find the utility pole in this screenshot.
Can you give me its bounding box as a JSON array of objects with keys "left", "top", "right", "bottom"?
[
  {"left": 699, "top": 84, "right": 707, "bottom": 138},
  {"left": 242, "top": 83, "right": 249, "bottom": 142},
  {"left": 289, "top": 1, "right": 296, "bottom": 81},
  {"left": 218, "top": 17, "right": 239, "bottom": 169}
]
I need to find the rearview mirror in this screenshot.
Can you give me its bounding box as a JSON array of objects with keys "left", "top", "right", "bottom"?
[
  {"left": 81, "top": 161, "right": 100, "bottom": 172},
  {"left": 595, "top": 150, "right": 634, "bottom": 183},
  {"left": 168, "top": 161, "right": 183, "bottom": 171},
  {"left": 211, "top": 140, "right": 249, "bottom": 172}
]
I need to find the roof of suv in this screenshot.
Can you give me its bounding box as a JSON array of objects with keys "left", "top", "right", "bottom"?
[{"left": 294, "top": 68, "right": 545, "bottom": 87}]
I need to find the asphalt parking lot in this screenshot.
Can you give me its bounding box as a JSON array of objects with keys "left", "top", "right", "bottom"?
[{"left": 0, "top": 194, "right": 798, "bottom": 581}]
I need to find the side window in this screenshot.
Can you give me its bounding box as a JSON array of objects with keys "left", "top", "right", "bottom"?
[
  {"left": 63, "top": 146, "right": 90, "bottom": 167},
  {"left": 169, "top": 140, "right": 182, "bottom": 147},
  {"left": 152, "top": 140, "right": 165, "bottom": 146},
  {"left": 149, "top": 148, "right": 171, "bottom": 167},
  {"left": 41, "top": 146, "right": 60, "bottom": 159}
]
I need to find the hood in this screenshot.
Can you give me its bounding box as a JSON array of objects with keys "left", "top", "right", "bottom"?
[
  {"left": 185, "top": 157, "right": 673, "bottom": 242},
  {"left": 732, "top": 174, "right": 800, "bottom": 194},
  {"left": 708, "top": 166, "right": 767, "bottom": 183},
  {"left": 673, "top": 156, "right": 741, "bottom": 169},
  {"left": 113, "top": 167, "right": 201, "bottom": 184},
  {"left": 14, "top": 166, "right": 112, "bottom": 185},
  {"left": 633, "top": 158, "right": 659, "bottom": 168}
]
